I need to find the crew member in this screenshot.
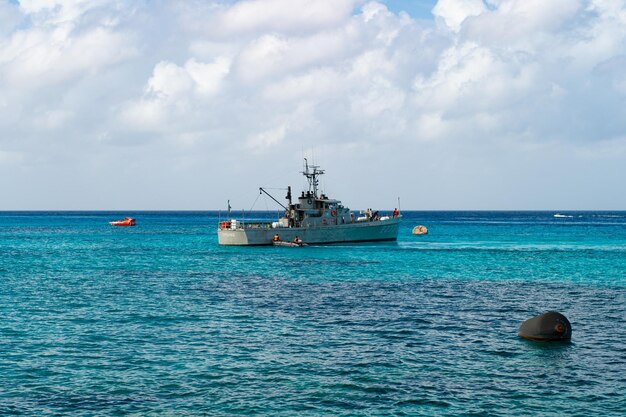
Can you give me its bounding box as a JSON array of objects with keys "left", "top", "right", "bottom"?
[
  {"left": 393, "top": 208, "right": 399, "bottom": 217},
  {"left": 273, "top": 234, "right": 280, "bottom": 242}
]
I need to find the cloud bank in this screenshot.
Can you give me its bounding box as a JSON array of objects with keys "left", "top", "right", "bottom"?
[{"left": 1, "top": 0, "right": 625, "bottom": 209}]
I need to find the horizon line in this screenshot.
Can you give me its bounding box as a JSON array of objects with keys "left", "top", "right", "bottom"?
[{"left": 1, "top": 209, "right": 625, "bottom": 213}]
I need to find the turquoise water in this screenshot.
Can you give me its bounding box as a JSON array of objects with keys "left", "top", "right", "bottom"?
[{"left": 1, "top": 211, "right": 625, "bottom": 416}]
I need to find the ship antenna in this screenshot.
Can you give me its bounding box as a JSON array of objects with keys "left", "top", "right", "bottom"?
[{"left": 302, "top": 158, "right": 324, "bottom": 197}]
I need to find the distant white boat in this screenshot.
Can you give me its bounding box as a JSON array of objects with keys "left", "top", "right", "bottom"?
[{"left": 554, "top": 213, "right": 573, "bottom": 218}]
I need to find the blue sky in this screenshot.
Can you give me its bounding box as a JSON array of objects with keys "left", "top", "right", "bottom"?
[
  {"left": 383, "top": 0, "right": 438, "bottom": 19},
  {"left": 0, "top": 0, "right": 625, "bottom": 210}
]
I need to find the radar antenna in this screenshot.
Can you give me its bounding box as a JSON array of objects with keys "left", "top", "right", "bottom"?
[{"left": 302, "top": 158, "right": 324, "bottom": 197}]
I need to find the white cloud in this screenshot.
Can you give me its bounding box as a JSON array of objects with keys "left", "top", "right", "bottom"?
[
  {"left": 233, "top": 28, "right": 357, "bottom": 82},
  {"left": 246, "top": 124, "right": 287, "bottom": 150},
  {"left": 414, "top": 112, "right": 449, "bottom": 141},
  {"left": 147, "top": 61, "right": 194, "bottom": 98},
  {"left": 350, "top": 75, "right": 405, "bottom": 118},
  {"left": 121, "top": 56, "right": 232, "bottom": 132},
  {"left": 433, "top": 0, "right": 486, "bottom": 32},
  {"left": 0, "top": 1, "right": 20, "bottom": 37},
  {"left": 206, "top": 0, "right": 356, "bottom": 36},
  {"left": 147, "top": 57, "right": 232, "bottom": 99},
  {"left": 185, "top": 57, "right": 231, "bottom": 95},
  {"left": 18, "top": 0, "right": 105, "bottom": 23},
  {"left": 33, "top": 109, "right": 73, "bottom": 130},
  {"left": 263, "top": 68, "right": 342, "bottom": 101},
  {"left": 413, "top": 42, "right": 538, "bottom": 115},
  {"left": 0, "top": 9, "right": 135, "bottom": 91},
  {"left": 121, "top": 98, "right": 168, "bottom": 131},
  {"left": 1, "top": 0, "right": 626, "bottom": 209}
]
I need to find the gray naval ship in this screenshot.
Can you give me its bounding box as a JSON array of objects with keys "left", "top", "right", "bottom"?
[{"left": 218, "top": 160, "right": 401, "bottom": 246}]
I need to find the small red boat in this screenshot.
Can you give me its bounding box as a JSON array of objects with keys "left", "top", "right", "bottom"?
[{"left": 109, "top": 217, "right": 136, "bottom": 227}]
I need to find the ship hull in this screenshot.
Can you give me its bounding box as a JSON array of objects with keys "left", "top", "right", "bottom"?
[{"left": 218, "top": 217, "right": 401, "bottom": 246}]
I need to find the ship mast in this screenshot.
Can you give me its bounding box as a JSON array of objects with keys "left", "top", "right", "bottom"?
[{"left": 302, "top": 158, "right": 324, "bottom": 198}]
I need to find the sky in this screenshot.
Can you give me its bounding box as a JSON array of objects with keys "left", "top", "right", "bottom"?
[{"left": 1, "top": 0, "right": 625, "bottom": 211}]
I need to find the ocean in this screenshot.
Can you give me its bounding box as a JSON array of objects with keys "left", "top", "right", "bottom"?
[{"left": 1, "top": 211, "right": 624, "bottom": 416}]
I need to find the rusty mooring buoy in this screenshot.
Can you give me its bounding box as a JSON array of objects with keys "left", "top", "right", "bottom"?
[{"left": 518, "top": 311, "right": 571, "bottom": 341}]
